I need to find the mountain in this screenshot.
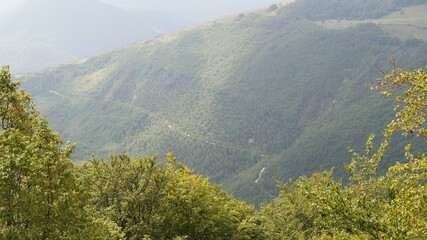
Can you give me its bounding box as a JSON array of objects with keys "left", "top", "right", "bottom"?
[
  {"left": 0, "top": 0, "right": 190, "bottom": 73},
  {"left": 19, "top": 0, "right": 427, "bottom": 204},
  {"left": 99, "top": 0, "right": 286, "bottom": 23}
]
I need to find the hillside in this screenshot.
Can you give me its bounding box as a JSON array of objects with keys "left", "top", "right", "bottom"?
[
  {"left": 99, "top": 0, "right": 284, "bottom": 23},
  {"left": 0, "top": 0, "right": 189, "bottom": 73},
  {"left": 19, "top": 0, "right": 427, "bottom": 204}
]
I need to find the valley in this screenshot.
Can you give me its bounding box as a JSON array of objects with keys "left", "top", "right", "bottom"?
[
  {"left": 17, "top": 0, "right": 427, "bottom": 205},
  {"left": 3, "top": 0, "right": 427, "bottom": 238}
]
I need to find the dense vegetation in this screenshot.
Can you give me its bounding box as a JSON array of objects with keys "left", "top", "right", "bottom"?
[
  {"left": 3, "top": 65, "right": 427, "bottom": 238},
  {"left": 0, "top": 66, "right": 119, "bottom": 239}
]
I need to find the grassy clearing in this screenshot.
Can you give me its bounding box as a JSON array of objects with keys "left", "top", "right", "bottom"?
[{"left": 315, "top": 4, "right": 427, "bottom": 40}]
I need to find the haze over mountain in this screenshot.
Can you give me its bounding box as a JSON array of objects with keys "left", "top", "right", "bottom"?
[
  {"left": 99, "top": 0, "right": 284, "bottom": 22},
  {"left": 19, "top": 0, "right": 427, "bottom": 204},
  {"left": 0, "top": 0, "right": 283, "bottom": 73},
  {"left": 0, "top": 0, "right": 190, "bottom": 73}
]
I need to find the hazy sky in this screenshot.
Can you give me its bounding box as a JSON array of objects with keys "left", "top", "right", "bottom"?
[
  {"left": 0, "top": 0, "right": 281, "bottom": 22},
  {"left": 0, "top": 0, "right": 25, "bottom": 16},
  {"left": 99, "top": 0, "right": 281, "bottom": 21}
]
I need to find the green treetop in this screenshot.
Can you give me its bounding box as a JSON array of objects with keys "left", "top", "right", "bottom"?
[
  {"left": 0, "top": 66, "right": 121, "bottom": 240},
  {"left": 247, "top": 66, "right": 427, "bottom": 239}
]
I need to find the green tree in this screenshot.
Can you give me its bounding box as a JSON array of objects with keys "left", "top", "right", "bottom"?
[
  {"left": 0, "top": 66, "right": 121, "bottom": 239},
  {"left": 78, "top": 153, "right": 254, "bottom": 240},
  {"left": 249, "top": 66, "right": 427, "bottom": 239}
]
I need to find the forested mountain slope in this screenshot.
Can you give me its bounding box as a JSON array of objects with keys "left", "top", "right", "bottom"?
[{"left": 19, "top": 0, "right": 427, "bottom": 204}]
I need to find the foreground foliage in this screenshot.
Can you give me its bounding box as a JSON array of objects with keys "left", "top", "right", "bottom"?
[
  {"left": 0, "top": 66, "right": 121, "bottom": 239},
  {"left": 249, "top": 66, "right": 427, "bottom": 239},
  {"left": 3, "top": 64, "right": 427, "bottom": 239},
  {"left": 77, "top": 153, "right": 253, "bottom": 240}
]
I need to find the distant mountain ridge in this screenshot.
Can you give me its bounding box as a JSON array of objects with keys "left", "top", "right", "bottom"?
[
  {"left": 19, "top": 0, "right": 427, "bottom": 204},
  {"left": 99, "top": 0, "right": 284, "bottom": 22},
  {"left": 0, "top": 0, "right": 190, "bottom": 73}
]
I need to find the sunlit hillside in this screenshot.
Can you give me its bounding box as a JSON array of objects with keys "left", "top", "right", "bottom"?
[{"left": 19, "top": 0, "right": 427, "bottom": 204}]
